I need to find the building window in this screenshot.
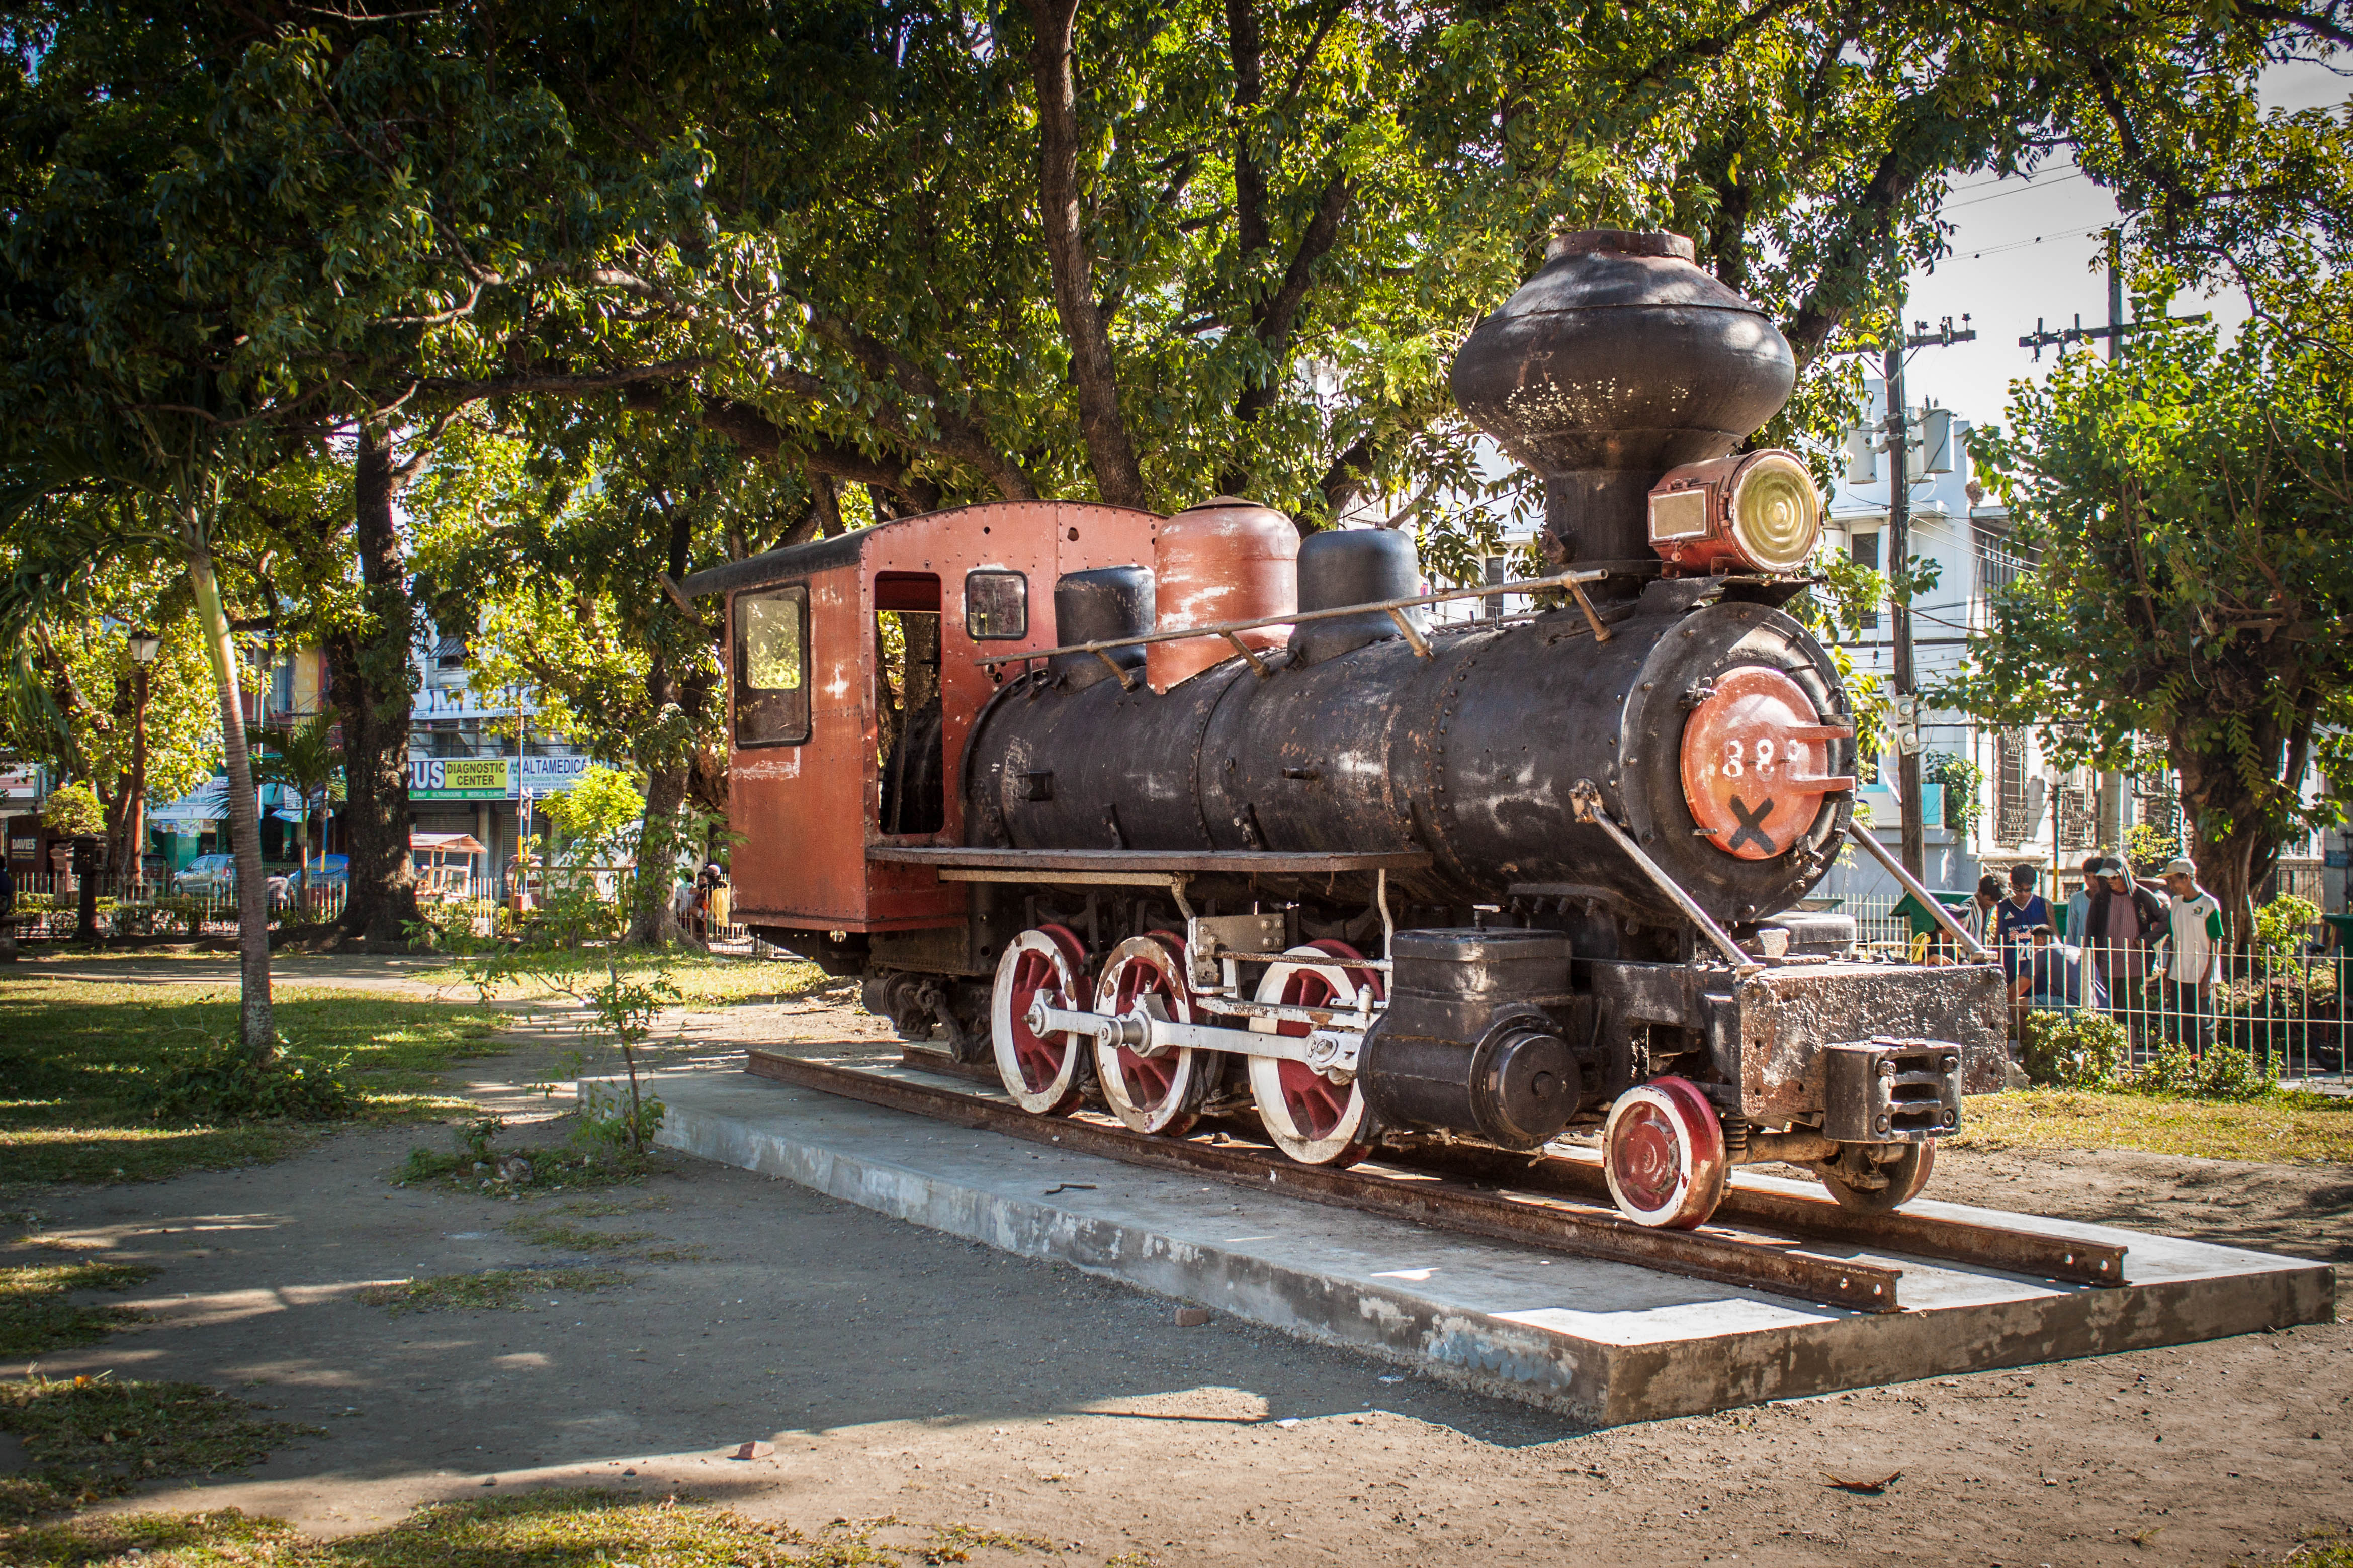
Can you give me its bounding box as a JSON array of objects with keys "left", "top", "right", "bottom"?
[
  {"left": 964, "top": 570, "right": 1028, "bottom": 640},
  {"left": 1993, "top": 728, "right": 2031, "bottom": 847},
  {"left": 733, "top": 585, "right": 810, "bottom": 747},
  {"left": 1974, "top": 522, "right": 2033, "bottom": 601},
  {"left": 1848, "top": 530, "right": 1880, "bottom": 630}
]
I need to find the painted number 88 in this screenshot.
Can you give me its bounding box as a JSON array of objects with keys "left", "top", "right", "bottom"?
[{"left": 1723, "top": 737, "right": 1801, "bottom": 778}]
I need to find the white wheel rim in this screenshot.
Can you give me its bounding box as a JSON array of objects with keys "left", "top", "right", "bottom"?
[
  {"left": 1246, "top": 945, "right": 1371, "bottom": 1163},
  {"left": 1603, "top": 1084, "right": 1710, "bottom": 1226},
  {"left": 992, "top": 929, "right": 1085, "bottom": 1113},
  {"left": 1092, "top": 936, "right": 1200, "bottom": 1135}
]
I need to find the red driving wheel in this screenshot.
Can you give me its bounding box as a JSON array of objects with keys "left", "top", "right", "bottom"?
[
  {"left": 1602, "top": 1076, "right": 1729, "bottom": 1228},
  {"left": 1247, "top": 939, "right": 1381, "bottom": 1166},
  {"left": 1094, "top": 932, "right": 1212, "bottom": 1136},
  {"left": 990, "top": 924, "right": 1092, "bottom": 1115}
]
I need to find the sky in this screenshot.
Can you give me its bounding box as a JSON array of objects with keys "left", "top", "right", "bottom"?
[{"left": 1895, "top": 58, "right": 2348, "bottom": 432}]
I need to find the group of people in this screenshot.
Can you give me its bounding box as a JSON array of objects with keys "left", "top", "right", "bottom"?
[
  {"left": 1973, "top": 854, "right": 2225, "bottom": 1047},
  {"left": 672, "top": 862, "right": 732, "bottom": 942}
]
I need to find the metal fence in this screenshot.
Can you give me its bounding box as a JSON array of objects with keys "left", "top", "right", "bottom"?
[{"left": 2021, "top": 935, "right": 2346, "bottom": 1080}]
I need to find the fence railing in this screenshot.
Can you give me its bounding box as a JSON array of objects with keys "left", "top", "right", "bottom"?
[
  {"left": 2017, "top": 936, "right": 2345, "bottom": 1081},
  {"left": 6, "top": 870, "right": 348, "bottom": 940}
]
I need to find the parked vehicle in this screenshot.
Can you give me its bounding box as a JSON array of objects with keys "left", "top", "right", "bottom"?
[{"left": 173, "top": 854, "right": 237, "bottom": 897}]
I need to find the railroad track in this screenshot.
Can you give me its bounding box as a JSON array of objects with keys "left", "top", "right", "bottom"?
[{"left": 743, "top": 1049, "right": 2127, "bottom": 1315}]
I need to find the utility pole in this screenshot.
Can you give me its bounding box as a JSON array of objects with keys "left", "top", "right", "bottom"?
[
  {"left": 1880, "top": 285, "right": 1977, "bottom": 883},
  {"left": 2020, "top": 230, "right": 2209, "bottom": 363}
]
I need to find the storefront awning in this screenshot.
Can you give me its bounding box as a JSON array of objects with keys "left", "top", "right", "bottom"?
[{"left": 410, "top": 831, "right": 487, "bottom": 856}]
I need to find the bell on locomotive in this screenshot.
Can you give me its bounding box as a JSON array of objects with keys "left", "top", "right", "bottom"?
[{"left": 852, "top": 226, "right": 2005, "bottom": 1233}]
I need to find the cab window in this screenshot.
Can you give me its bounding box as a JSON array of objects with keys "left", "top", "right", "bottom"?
[
  {"left": 965, "top": 569, "right": 1027, "bottom": 640},
  {"left": 734, "top": 585, "right": 810, "bottom": 746}
]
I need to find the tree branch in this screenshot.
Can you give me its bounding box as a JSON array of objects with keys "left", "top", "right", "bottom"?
[{"left": 1023, "top": 0, "right": 1149, "bottom": 509}]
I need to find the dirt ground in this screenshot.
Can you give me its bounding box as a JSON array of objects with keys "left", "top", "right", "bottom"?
[{"left": 5, "top": 955, "right": 2349, "bottom": 1567}]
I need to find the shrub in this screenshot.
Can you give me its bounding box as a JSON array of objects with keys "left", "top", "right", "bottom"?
[
  {"left": 140, "top": 1042, "right": 357, "bottom": 1125},
  {"left": 2019, "top": 1009, "right": 2128, "bottom": 1088},
  {"left": 37, "top": 782, "right": 105, "bottom": 837},
  {"left": 2253, "top": 892, "right": 2322, "bottom": 957},
  {"left": 2129, "top": 1040, "right": 2278, "bottom": 1102}
]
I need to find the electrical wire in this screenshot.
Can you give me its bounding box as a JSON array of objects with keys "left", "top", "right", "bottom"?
[{"left": 1937, "top": 170, "right": 2088, "bottom": 212}]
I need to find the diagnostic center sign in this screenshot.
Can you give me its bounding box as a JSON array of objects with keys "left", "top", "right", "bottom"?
[{"left": 409, "top": 756, "right": 591, "bottom": 800}]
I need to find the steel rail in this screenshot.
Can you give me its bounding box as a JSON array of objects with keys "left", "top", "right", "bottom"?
[
  {"left": 892, "top": 1045, "right": 2126, "bottom": 1288},
  {"left": 745, "top": 1049, "right": 1905, "bottom": 1313},
  {"left": 1408, "top": 1145, "right": 2127, "bottom": 1288}
]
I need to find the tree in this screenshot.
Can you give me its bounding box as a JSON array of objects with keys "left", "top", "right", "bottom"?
[
  {"left": 408, "top": 419, "right": 773, "bottom": 945},
  {"left": 0, "top": 549, "right": 221, "bottom": 876},
  {"left": 1949, "top": 321, "right": 2353, "bottom": 942}
]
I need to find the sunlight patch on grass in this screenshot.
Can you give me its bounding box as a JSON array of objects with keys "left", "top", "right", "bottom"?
[
  {"left": 0, "top": 1376, "right": 322, "bottom": 1522},
  {"left": 1955, "top": 1085, "right": 2353, "bottom": 1164},
  {"left": 0, "top": 981, "right": 507, "bottom": 1188},
  {"left": 0, "top": 1260, "right": 158, "bottom": 1355}
]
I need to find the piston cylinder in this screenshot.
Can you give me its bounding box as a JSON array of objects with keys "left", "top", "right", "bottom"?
[
  {"left": 1358, "top": 928, "right": 1591, "bottom": 1150},
  {"left": 1146, "top": 497, "right": 1298, "bottom": 693}
]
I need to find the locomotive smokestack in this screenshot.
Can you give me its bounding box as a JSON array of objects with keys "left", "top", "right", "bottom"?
[{"left": 1449, "top": 229, "right": 1796, "bottom": 590}]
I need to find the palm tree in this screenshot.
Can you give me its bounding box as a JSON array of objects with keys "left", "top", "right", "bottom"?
[{"left": 253, "top": 709, "right": 342, "bottom": 903}]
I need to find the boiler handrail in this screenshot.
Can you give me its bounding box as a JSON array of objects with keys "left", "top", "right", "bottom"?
[{"left": 973, "top": 568, "right": 1614, "bottom": 667}]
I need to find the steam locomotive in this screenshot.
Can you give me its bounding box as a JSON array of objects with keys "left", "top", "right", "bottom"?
[{"left": 681, "top": 228, "right": 2005, "bottom": 1230}]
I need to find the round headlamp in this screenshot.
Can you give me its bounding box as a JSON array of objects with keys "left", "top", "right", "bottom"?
[{"left": 1647, "top": 450, "right": 1823, "bottom": 576}]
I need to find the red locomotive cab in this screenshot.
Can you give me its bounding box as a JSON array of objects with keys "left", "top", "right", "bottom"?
[{"left": 684, "top": 501, "right": 1161, "bottom": 940}]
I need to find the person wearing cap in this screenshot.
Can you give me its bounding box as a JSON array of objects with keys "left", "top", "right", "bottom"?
[
  {"left": 2158, "top": 857, "right": 2224, "bottom": 1052},
  {"left": 1993, "top": 864, "right": 2052, "bottom": 993},
  {"left": 2085, "top": 854, "right": 2165, "bottom": 1039},
  {"left": 2064, "top": 855, "right": 2107, "bottom": 1010}
]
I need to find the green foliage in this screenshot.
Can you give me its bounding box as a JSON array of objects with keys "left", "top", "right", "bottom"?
[
  {"left": 540, "top": 766, "right": 647, "bottom": 861},
  {"left": 2018, "top": 1009, "right": 2128, "bottom": 1089},
  {"left": 36, "top": 783, "right": 104, "bottom": 838},
  {"left": 2132, "top": 1041, "right": 2278, "bottom": 1103},
  {"left": 2124, "top": 821, "right": 2184, "bottom": 873},
  {"left": 1923, "top": 752, "right": 1986, "bottom": 835},
  {"left": 1949, "top": 322, "right": 2353, "bottom": 936},
  {"left": 357, "top": 1267, "right": 630, "bottom": 1315},
  {"left": 138, "top": 1043, "right": 357, "bottom": 1127},
  {"left": 2, "top": 1489, "right": 955, "bottom": 1566},
  {"left": 2253, "top": 894, "right": 2321, "bottom": 957}
]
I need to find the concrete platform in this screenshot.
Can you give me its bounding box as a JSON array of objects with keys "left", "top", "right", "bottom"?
[{"left": 607, "top": 1062, "right": 2336, "bottom": 1425}]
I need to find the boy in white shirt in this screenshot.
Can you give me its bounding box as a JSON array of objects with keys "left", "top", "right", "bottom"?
[{"left": 2158, "top": 857, "right": 2224, "bottom": 1052}]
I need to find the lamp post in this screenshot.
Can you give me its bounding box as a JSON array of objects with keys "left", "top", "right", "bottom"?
[{"left": 125, "top": 631, "right": 161, "bottom": 894}]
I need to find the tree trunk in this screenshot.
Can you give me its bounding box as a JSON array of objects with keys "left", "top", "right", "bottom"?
[
  {"left": 183, "top": 521, "right": 273, "bottom": 1059},
  {"left": 1022, "top": 0, "right": 1148, "bottom": 509},
  {"left": 626, "top": 758, "right": 690, "bottom": 946},
  {"left": 332, "top": 425, "right": 421, "bottom": 945}
]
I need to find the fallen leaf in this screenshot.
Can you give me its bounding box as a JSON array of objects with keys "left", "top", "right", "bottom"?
[{"left": 1824, "top": 1470, "right": 1901, "bottom": 1494}]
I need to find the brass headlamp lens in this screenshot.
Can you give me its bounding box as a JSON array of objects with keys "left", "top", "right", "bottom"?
[{"left": 1729, "top": 454, "right": 1820, "bottom": 571}]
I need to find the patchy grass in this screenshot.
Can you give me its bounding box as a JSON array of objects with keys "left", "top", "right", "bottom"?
[
  {"left": 0, "top": 1260, "right": 158, "bottom": 1355},
  {"left": 0, "top": 1375, "right": 322, "bottom": 1521},
  {"left": 357, "top": 1266, "right": 629, "bottom": 1314},
  {"left": 395, "top": 1140, "right": 669, "bottom": 1195},
  {"left": 504, "top": 1216, "right": 656, "bottom": 1254},
  {"left": 0, "top": 1493, "right": 1017, "bottom": 1567},
  {"left": 1956, "top": 1085, "right": 2353, "bottom": 1164},
  {"left": 0, "top": 981, "right": 506, "bottom": 1188},
  {"left": 451, "top": 951, "right": 830, "bottom": 1010}
]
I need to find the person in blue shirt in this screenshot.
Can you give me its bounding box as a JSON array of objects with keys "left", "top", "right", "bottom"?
[
  {"left": 2008, "top": 924, "right": 2070, "bottom": 1039},
  {"left": 1993, "top": 863, "right": 2052, "bottom": 988}
]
